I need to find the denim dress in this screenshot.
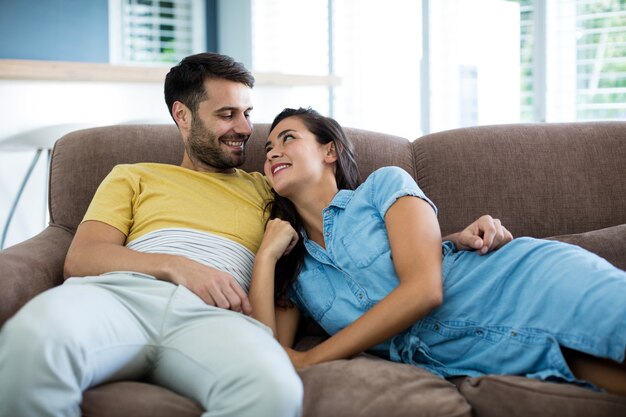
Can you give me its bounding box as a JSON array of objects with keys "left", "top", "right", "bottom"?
[{"left": 289, "top": 166, "right": 626, "bottom": 384}]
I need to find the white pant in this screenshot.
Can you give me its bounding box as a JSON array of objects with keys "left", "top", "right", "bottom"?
[{"left": 0, "top": 272, "right": 302, "bottom": 417}]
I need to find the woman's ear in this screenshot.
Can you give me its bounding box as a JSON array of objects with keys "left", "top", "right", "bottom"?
[{"left": 324, "top": 142, "right": 338, "bottom": 163}]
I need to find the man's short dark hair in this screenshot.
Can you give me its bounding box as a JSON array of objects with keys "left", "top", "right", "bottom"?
[{"left": 164, "top": 52, "right": 255, "bottom": 120}]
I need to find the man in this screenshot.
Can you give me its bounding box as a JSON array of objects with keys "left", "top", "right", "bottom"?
[
  {"left": 0, "top": 52, "right": 511, "bottom": 417},
  {"left": 0, "top": 52, "right": 302, "bottom": 417}
]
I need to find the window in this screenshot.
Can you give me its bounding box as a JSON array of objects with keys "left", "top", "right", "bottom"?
[
  {"left": 517, "top": 0, "right": 536, "bottom": 122},
  {"left": 249, "top": 0, "right": 332, "bottom": 123},
  {"left": 428, "top": 0, "right": 520, "bottom": 132},
  {"left": 510, "top": 0, "right": 626, "bottom": 122},
  {"left": 572, "top": 1, "right": 626, "bottom": 120},
  {"left": 109, "top": 0, "right": 206, "bottom": 65},
  {"left": 247, "top": 0, "right": 626, "bottom": 137},
  {"left": 250, "top": 0, "right": 422, "bottom": 139},
  {"left": 332, "top": 0, "right": 422, "bottom": 139}
]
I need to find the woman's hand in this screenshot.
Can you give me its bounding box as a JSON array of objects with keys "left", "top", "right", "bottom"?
[
  {"left": 249, "top": 219, "right": 300, "bottom": 342},
  {"left": 284, "top": 347, "right": 314, "bottom": 369},
  {"left": 257, "top": 219, "right": 299, "bottom": 262}
]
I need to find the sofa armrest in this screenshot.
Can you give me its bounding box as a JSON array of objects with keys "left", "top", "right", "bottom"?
[{"left": 0, "top": 225, "right": 73, "bottom": 326}]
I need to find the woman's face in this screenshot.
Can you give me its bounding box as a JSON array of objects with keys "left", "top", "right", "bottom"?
[{"left": 264, "top": 117, "right": 332, "bottom": 197}]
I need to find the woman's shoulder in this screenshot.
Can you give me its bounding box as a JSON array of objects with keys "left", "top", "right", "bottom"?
[
  {"left": 361, "top": 166, "right": 417, "bottom": 190},
  {"left": 356, "top": 166, "right": 436, "bottom": 215},
  {"left": 368, "top": 165, "right": 413, "bottom": 181}
]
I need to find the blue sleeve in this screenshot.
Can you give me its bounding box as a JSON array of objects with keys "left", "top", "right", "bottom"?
[{"left": 368, "top": 166, "right": 438, "bottom": 217}]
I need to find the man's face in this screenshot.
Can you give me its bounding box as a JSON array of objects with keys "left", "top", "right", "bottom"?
[{"left": 184, "top": 78, "right": 253, "bottom": 173}]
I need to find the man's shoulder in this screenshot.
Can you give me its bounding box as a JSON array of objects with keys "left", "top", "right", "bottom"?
[
  {"left": 109, "top": 162, "right": 182, "bottom": 178},
  {"left": 233, "top": 169, "right": 273, "bottom": 200},
  {"left": 232, "top": 169, "right": 270, "bottom": 188},
  {"left": 234, "top": 169, "right": 267, "bottom": 182}
]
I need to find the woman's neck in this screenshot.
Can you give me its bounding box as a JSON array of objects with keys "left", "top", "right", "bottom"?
[{"left": 290, "top": 180, "right": 339, "bottom": 249}]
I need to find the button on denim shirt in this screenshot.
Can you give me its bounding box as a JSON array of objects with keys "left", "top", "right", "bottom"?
[{"left": 289, "top": 166, "right": 436, "bottom": 357}]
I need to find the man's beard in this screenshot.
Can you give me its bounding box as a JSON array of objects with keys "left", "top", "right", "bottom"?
[{"left": 187, "top": 117, "right": 248, "bottom": 170}]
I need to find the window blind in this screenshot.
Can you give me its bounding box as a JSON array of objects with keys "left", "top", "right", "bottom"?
[
  {"left": 574, "top": 2, "right": 626, "bottom": 120},
  {"left": 512, "top": 0, "right": 626, "bottom": 121},
  {"left": 114, "top": 0, "right": 204, "bottom": 64}
]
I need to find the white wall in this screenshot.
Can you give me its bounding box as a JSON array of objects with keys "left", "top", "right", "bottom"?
[{"left": 0, "top": 79, "right": 172, "bottom": 248}]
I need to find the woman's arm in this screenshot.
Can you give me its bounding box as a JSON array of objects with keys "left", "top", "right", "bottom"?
[
  {"left": 249, "top": 219, "right": 301, "bottom": 345},
  {"left": 289, "top": 196, "right": 443, "bottom": 368},
  {"left": 275, "top": 305, "right": 301, "bottom": 348}
]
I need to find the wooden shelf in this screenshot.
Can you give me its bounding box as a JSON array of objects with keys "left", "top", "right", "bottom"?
[
  {"left": 0, "top": 59, "right": 168, "bottom": 82},
  {"left": 0, "top": 59, "right": 342, "bottom": 86}
]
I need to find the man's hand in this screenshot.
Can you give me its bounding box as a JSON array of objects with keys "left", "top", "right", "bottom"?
[
  {"left": 66, "top": 221, "right": 252, "bottom": 314},
  {"left": 172, "top": 258, "right": 252, "bottom": 315},
  {"left": 446, "top": 215, "right": 513, "bottom": 255}
]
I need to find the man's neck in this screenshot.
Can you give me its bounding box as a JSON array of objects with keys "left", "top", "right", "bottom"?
[{"left": 180, "top": 153, "right": 236, "bottom": 174}]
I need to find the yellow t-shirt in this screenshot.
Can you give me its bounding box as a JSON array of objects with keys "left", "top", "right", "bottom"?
[{"left": 83, "top": 163, "right": 273, "bottom": 254}]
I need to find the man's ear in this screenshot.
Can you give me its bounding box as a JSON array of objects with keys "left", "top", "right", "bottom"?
[
  {"left": 172, "top": 101, "right": 192, "bottom": 130},
  {"left": 324, "top": 142, "right": 338, "bottom": 163}
]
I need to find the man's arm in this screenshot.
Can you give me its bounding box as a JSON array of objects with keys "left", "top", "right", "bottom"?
[
  {"left": 443, "top": 215, "right": 513, "bottom": 255},
  {"left": 64, "top": 220, "right": 252, "bottom": 314}
]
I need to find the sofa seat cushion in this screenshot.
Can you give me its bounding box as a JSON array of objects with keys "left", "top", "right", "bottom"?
[
  {"left": 81, "top": 358, "right": 472, "bottom": 417},
  {"left": 547, "top": 223, "right": 626, "bottom": 270},
  {"left": 452, "top": 375, "right": 626, "bottom": 417},
  {"left": 81, "top": 382, "right": 203, "bottom": 417},
  {"left": 298, "top": 354, "right": 472, "bottom": 417}
]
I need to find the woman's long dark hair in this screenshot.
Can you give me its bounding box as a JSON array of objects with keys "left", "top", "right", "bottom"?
[{"left": 268, "top": 108, "right": 361, "bottom": 306}]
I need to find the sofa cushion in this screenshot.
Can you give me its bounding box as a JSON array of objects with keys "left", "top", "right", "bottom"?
[
  {"left": 412, "top": 122, "right": 626, "bottom": 239},
  {"left": 81, "top": 358, "right": 472, "bottom": 417},
  {"left": 298, "top": 354, "right": 472, "bottom": 417},
  {"left": 81, "top": 381, "right": 203, "bottom": 417},
  {"left": 452, "top": 375, "right": 626, "bottom": 417},
  {"left": 547, "top": 223, "right": 626, "bottom": 271},
  {"left": 51, "top": 125, "right": 183, "bottom": 232}
]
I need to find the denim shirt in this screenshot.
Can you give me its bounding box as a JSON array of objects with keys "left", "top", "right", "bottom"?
[
  {"left": 288, "top": 166, "right": 626, "bottom": 384},
  {"left": 287, "top": 166, "right": 626, "bottom": 384},
  {"left": 289, "top": 166, "right": 437, "bottom": 356}
]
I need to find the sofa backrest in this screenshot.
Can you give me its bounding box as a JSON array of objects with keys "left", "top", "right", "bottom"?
[
  {"left": 413, "top": 121, "right": 626, "bottom": 238},
  {"left": 50, "top": 124, "right": 182, "bottom": 231},
  {"left": 49, "top": 123, "right": 412, "bottom": 232},
  {"left": 50, "top": 121, "right": 626, "bottom": 240}
]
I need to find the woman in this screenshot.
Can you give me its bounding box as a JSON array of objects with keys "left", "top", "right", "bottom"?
[{"left": 249, "top": 107, "right": 626, "bottom": 395}]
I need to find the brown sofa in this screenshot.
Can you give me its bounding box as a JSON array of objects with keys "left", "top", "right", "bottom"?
[{"left": 1, "top": 122, "right": 625, "bottom": 417}]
